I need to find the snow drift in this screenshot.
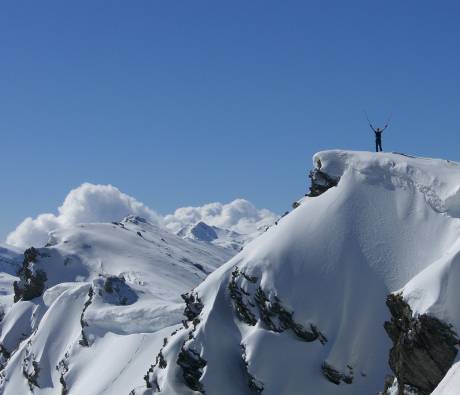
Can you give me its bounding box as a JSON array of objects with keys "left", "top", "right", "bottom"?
[
  {"left": 143, "top": 151, "right": 460, "bottom": 395},
  {"left": 3, "top": 150, "right": 460, "bottom": 395}
]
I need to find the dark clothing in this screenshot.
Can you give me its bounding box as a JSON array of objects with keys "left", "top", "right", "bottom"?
[
  {"left": 370, "top": 124, "right": 386, "bottom": 152},
  {"left": 374, "top": 131, "right": 383, "bottom": 152}
]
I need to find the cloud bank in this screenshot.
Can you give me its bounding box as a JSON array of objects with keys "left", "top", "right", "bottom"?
[
  {"left": 7, "top": 183, "right": 161, "bottom": 248},
  {"left": 6, "top": 183, "right": 277, "bottom": 249},
  {"left": 164, "top": 199, "right": 277, "bottom": 235}
]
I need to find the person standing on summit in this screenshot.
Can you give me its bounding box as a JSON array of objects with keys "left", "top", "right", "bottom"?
[{"left": 369, "top": 122, "right": 388, "bottom": 152}]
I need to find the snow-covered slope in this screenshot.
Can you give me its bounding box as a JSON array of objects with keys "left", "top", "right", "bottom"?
[
  {"left": 176, "top": 221, "right": 255, "bottom": 252},
  {"left": 142, "top": 151, "right": 460, "bottom": 395},
  {"left": 0, "top": 216, "right": 235, "bottom": 394},
  {"left": 4, "top": 150, "right": 460, "bottom": 395},
  {"left": 0, "top": 244, "right": 21, "bottom": 324}
]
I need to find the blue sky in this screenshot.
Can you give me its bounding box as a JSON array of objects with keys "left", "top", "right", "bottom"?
[{"left": 2, "top": 1, "right": 460, "bottom": 240}]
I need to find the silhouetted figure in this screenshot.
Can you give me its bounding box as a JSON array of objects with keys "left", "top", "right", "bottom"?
[{"left": 369, "top": 123, "right": 388, "bottom": 152}]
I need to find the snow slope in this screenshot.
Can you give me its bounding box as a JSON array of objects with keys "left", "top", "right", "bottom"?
[
  {"left": 0, "top": 216, "right": 235, "bottom": 394},
  {"left": 144, "top": 151, "right": 460, "bottom": 395},
  {"left": 176, "top": 221, "right": 256, "bottom": 252}
]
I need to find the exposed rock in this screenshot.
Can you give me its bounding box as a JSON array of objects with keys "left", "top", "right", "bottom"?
[
  {"left": 242, "top": 344, "right": 264, "bottom": 394},
  {"left": 383, "top": 293, "right": 459, "bottom": 395},
  {"left": 190, "top": 222, "right": 218, "bottom": 242},
  {"left": 56, "top": 356, "right": 69, "bottom": 395},
  {"left": 321, "top": 362, "right": 353, "bottom": 385},
  {"left": 229, "top": 267, "right": 326, "bottom": 344},
  {"left": 94, "top": 275, "right": 137, "bottom": 305},
  {"left": 176, "top": 344, "right": 207, "bottom": 393},
  {"left": 307, "top": 169, "right": 339, "bottom": 197},
  {"left": 181, "top": 291, "right": 204, "bottom": 321},
  {"left": 13, "top": 247, "right": 48, "bottom": 302},
  {"left": 144, "top": 338, "right": 168, "bottom": 390},
  {"left": 79, "top": 287, "right": 94, "bottom": 347},
  {"left": 0, "top": 344, "right": 10, "bottom": 371},
  {"left": 254, "top": 288, "right": 326, "bottom": 344},
  {"left": 22, "top": 343, "right": 40, "bottom": 390},
  {"left": 228, "top": 268, "right": 257, "bottom": 326}
]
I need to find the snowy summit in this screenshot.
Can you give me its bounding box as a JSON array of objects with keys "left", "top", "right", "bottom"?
[{"left": 2, "top": 150, "right": 460, "bottom": 395}]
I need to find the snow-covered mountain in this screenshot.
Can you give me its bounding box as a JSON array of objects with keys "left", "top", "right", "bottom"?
[
  {"left": 4, "top": 150, "right": 460, "bottom": 395},
  {"left": 0, "top": 215, "right": 236, "bottom": 394},
  {"left": 141, "top": 151, "right": 460, "bottom": 395},
  {"left": 176, "top": 221, "right": 258, "bottom": 252}
]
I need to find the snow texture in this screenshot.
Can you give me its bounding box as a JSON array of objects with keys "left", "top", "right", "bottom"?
[
  {"left": 3, "top": 150, "right": 460, "bottom": 394},
  {"left": 149, "top": 150, "right": 460, "bottom": 395}
]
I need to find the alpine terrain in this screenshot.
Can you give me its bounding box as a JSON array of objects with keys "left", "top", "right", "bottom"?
[{"left": 2, "top": 150, "right": 460, "bottom": 395}]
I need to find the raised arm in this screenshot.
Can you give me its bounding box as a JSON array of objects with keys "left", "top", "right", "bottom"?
[
  {"left": 369, "top": 123, "right": 376, "bottom": 132},
  {"left": 382, "top": 123, "right": 389, "bottom": 132}
]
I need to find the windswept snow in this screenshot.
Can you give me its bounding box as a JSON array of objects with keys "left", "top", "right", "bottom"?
[
  {"left": 0, "top": 216, "right": 235, "bottom": 394},
  {"left": 148, "top": 150, "right": 460, "bottom": 395},
  {"left": 4, "top": 150, "right": 460, "bottom": 394}
]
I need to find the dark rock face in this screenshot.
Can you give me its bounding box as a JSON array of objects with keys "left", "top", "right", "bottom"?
[
  {"left": 22, "top": 344, "right": 40, "bottom": 390},
  {"left": 181, "top": 291, "right": 204, "bottom": 321},
  {"left": 229, "top": 268, "right": 258, "bottom": 326},
  {"left": 144, "top": 338, "right": 168, "bottom": 390},
  {"left": 13, "top": 247, "right": 47, "bottom": 302},
  {"left": 229, "top": 267, "right": 327, "bottom": 344},
  {"left": 307, "top": 169, "right": 339, "bottom": 197},
  {"left": 254, "top": 287, "right": 326, "bottom": 343},
  {"left": 176, "top": 345, "right": 207, "bottom": 393},
  {"left": 190, "top": 222, "right": 218, "bottom": 242},
  {"left": 95, "top": 275, "right": 138, "bottom": 305},
  {"left": 321, "top": 362, "right": 353, "bottom": 385},
  {"left": 384, "top": 293, "right": 459, "bottom": 395},
  {"left": 79, "top": 287, "right": 94, "bottom": 347},
  {"left": 242, "top": 344, "right": 264, "bottom": 394}
]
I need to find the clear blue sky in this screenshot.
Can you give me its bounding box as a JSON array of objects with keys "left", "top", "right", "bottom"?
[{"left": 2, "top": 1, "right": 460, "bottom": 240}]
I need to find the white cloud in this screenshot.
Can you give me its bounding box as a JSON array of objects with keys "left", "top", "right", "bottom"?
[
  {"left": 7, "top": 183, "right": 161, "bottom": 248},
  {"left": 6, "top": 183, "right": 277, "bottom": 249},
  {"left": 164, "top": 199, "right": 277, "bottom": 235}
]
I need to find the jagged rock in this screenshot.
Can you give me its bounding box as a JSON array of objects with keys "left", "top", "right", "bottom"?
[
  {"left": 79, "top": 287, "right": 94, "bottom": 347},
  {"left": 255, "top": 289, "right": 326, "bottom": 343},
  {"left": 13, "top": 247, "right": 47, "bottom": 302},
  {"left": 228, "top": 268, "right": 257, "bottom": 326},
  {"left": 229, "top": 268, "right": 326, "bottom": 344},
  {"left": 321, "top": 362, "right": 353, "bottom": 385},
  {"left": 307, "top": 169, "right": 339, "bottom": 197},
  {"left": 383, "top": 293, "right": 459, "bottom": 395},
  {"left": 56, "top": 357, "right": 69, "bottom": 395},
  {"left": 181, "top": 291, "right": 204, "bottom": 321},
  {"left": 0, "top": 344, "right": 10, "bottom": 371},
  {"left": 190, "top": 222, "right": 218, "bottom": 242},
  {"left": 176, "top": 344, "right": 207, "bottom": 393},
  {"left": 22, "top": 345, "right": 40, "bottom": 390},
  {"left": 95, "top": 275, "right": 137, "bottom": 305},
  {"left": 242, "top": 344, "right": 264, "bottom": 394}
]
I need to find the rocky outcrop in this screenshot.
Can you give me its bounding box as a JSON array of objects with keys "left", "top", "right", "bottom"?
[
  {"left": 79, "top": 287, "right": 94, "bottom": 347},
  {"left": 383, "top": 293, "right": 459, "bottom": 395},
  {"left": 307, "top": 169, "right": 339, "bottom": 197},
  {"left": 13, "top": 247, "right": 47, "bottom": 302},
  {"left": 144, "top": 337, "right": 168, "bottom": 390},
  {"left": 228, "top": 268, "right": 257, "bottom": 326},
  {"left": 94, "top": 275, "right": 138, "bottom": 305},
  {"left": 242, "top": 344, "right": 264, "bottom": 394},
  {"left": 22, "top": 342, "right": 40, "bottom": 390},
  {"left": 56, "top": 355, "right": 69, "bottom": 395},
  {"left": 181, "top": 291, "right": 204, "bottom": 322},
  {"left": 176, "top": 344, "right": 207, "bottom": 393},
  {"left": 229, "top": 267, "right": 326, "bottom": 344},
  {"left": 321, "top": 362, "right": 353, "bottom": 385}
]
